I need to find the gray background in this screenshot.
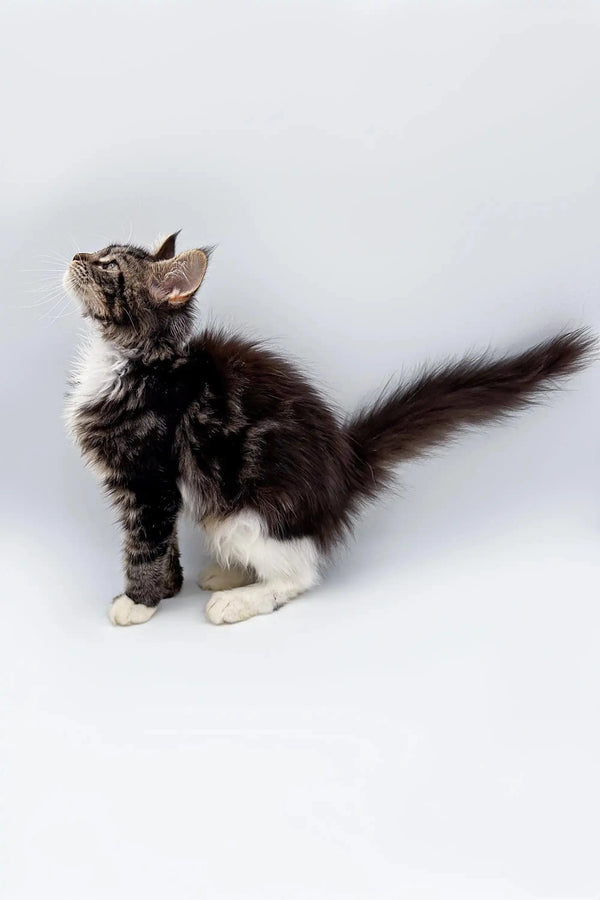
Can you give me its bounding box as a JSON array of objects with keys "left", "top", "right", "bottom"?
[{"left": 2, "top": 2, "right": 599, "bottom": 898}]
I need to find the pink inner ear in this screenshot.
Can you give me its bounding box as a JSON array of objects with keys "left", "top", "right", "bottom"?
[
  {"left": 167, "top": 289, "right": 194, "bottom": 306},
  {"left": 151, "top": 250, "right": 208, "bottom": 305}
]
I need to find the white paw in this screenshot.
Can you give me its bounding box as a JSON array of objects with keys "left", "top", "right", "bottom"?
[
  {"left": 198, "top": 563, "right": 254, "bottom": 592},
  {"left": 109, "top": 594, "right": 158, "bottom": 626},
  {"left": 205, "top": 588, "right": 275, "bottom": 625}
]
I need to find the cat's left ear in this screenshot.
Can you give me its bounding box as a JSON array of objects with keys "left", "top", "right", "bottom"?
[
  {"left": 150, "top": 249, "right": 208, "bottom": 306},
  {"left": 152, "top": 230, "right": 181, "bottom": 261}
]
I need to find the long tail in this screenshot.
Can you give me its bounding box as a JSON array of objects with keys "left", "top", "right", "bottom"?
[{"left": 346, "top": 328, "right": 596, "bottom": 498}]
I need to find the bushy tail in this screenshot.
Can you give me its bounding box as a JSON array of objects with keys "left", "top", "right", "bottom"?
[{"left": 346, "top": 329, "right": 596, "bottom": 497}]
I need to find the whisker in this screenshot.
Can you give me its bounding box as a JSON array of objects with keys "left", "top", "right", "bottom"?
[
  {"left": 123, "top": 306, "right": 136, "bottom": 331},
  {"left": 21, "top": 292, "right": 67, "bottom": 309},
  {"left": 23, "top": 284, "right": 64, "bottom": 295},
  {"left": 37, "top": 292, "right": 70, "bottom": 322},
  {"left": 38, "top": 253, "right": 70, "bottom": 266},
  {"left": 19, "top": 267, "right": 66, "bottom": 275},
  {"left": 48, "top": 303, "right": 76, "bottom": 327},
  {"left": 18, "top": 282, "right": 67, "bottom": 308}
]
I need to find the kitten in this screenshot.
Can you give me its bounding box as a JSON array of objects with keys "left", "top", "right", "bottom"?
[{"left": 63, "top": 232, "right": 594, "bottom": 626}]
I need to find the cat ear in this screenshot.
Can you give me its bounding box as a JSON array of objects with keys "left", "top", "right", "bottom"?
[
  {"left": 152, "top": 230, "right": 181, "bottom": 261},
  {"left": 149, "top": 249, "right": 208, "bottom": 306}
]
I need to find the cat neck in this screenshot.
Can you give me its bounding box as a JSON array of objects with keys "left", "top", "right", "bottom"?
[{"left": 92, "top": 322, "right": 188, "bottom": 366}]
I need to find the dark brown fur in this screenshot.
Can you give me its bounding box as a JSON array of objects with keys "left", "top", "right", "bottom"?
[{"left": 348, "top": 330, "right": 596, "bottom": 501}]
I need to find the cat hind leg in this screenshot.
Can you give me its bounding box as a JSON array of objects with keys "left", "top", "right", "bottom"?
[
  {"left": 202, "top": 512, "right": 320, "bottom": 625},
  {"left": 198, "top": 561, "right": 255, "bottom": 592}
]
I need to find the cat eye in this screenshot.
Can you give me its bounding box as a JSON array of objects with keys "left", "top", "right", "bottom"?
[{"left": 97, "top": 259, "right": 119, "bottom": 270}]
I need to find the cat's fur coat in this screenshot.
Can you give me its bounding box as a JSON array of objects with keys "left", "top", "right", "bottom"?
[{"left": 63, "top": 233, "right": 594, "bottom": 625}]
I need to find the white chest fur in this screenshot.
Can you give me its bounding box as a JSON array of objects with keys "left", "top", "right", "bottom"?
[{"left": 64, "top": 330, "right": 128, "bottom": 437}]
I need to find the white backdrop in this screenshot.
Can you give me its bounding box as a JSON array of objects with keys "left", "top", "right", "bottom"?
[{"left": 1, "top": 2, "right": 599, "bottom": 898}]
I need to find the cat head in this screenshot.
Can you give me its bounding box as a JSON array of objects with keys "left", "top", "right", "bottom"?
[{"left": 63, "top": 232, "right": 210, "bottom": 355}]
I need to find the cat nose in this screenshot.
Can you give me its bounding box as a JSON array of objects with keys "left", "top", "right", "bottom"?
[{"left": 73, "top": 252, "right": 90, "bottom": 262}]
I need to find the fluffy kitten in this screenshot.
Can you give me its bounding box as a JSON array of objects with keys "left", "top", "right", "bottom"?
[{"left": 63, "top": 232, "right": 594, "bottom": 626}]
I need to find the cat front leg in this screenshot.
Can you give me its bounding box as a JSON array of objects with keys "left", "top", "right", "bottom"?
[{"left": 108, "top": 482, "right": 181, "bottom": 626}]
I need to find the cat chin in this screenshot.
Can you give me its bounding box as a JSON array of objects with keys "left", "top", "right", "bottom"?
[
  {"left": 62, "top": 269, "right": 75, "bottom": 293},
  {"left": 109, "top": 595, "right": 158, "bottom": 626}
]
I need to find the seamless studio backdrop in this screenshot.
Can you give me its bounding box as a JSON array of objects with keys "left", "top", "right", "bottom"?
[{"left": 1, "top": 2, "right": 600, "bottom": 899}]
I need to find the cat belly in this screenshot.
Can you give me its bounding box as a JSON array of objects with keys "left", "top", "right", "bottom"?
[
  {"left": 177, "top": 470, "right": 222, "bottom": 525},
  {"left": 177, "top": 475, "right": 200, "bottom": 518},
  {"left": 176, "top": 440, "right": 226, "bottom": 524}
]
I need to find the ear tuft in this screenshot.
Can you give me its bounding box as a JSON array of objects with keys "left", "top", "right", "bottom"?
[
  {"left": 152, "top": 230, "right": 181, "bottom": 261},
  {"left": 150, "top": 249, "right": 208, "bottom": 306}
]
